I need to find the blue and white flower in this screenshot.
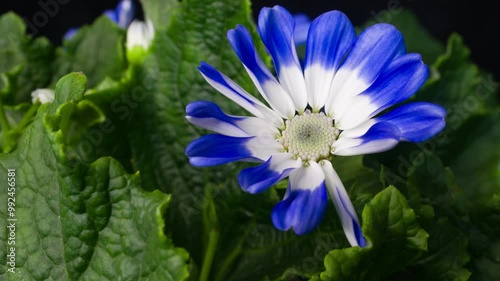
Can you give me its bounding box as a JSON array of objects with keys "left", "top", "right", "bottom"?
[{"left": 185, "top": 6, "right": 445, "bottom": 247}]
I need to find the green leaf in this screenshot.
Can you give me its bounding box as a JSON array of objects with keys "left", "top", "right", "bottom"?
[
  {"left": 445, "top": 110, "right": 500, "bottom": 200},
  {"left": 469, "top": 241, "right": 500, "bottom": 281},
  {"left": 0, "top": 13, "right": 54, "bottom": 104},
  {"left": 412, "top": 218, "right": 471, "bottom": 281},
  {"left": 0, "top": 73, "right": 189, "bottom": 280},
  {"left": 52, "top": 16, "right": 127, "bottom": 88},
  {"left": 0, "top": 13, "right": 25, "bottom": 71},
  {"left": 332, "top": 156, "right": 383, "bottom": 209},
  {"left": 405, "top": 153, "right": 465, "bottom": 212},
  {"left": 140, "top": 0, "right": 179, "bottom": 28},
  {"left": 466, "top": 195, "right": 500, "bottom": 281},
  {"left": 320, "top": 186, "right": 428, "bottom": 281},
  {"left": 0, "top": 102, "right": 39, "bottom": 153}
]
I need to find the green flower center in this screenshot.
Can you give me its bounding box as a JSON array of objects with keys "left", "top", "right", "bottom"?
[{"left": 279, "top": 111, "right": 338, "bottom": 162}]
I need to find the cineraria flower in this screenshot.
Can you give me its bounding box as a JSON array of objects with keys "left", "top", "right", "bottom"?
[{"left": 185, "top": 6, "right": 446, "bottom": 247}]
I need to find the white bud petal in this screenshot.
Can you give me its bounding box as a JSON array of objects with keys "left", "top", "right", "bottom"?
[
  {"left": 31, "top": 88, "right": 55, "bottom": 104},
  {"left": 126, "top": 20, "right": 155, "bottom": 50}
]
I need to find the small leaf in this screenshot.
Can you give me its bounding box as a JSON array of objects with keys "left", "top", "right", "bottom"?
[{"left": 320, "top": 186, "right": 428, "bottom": 281}]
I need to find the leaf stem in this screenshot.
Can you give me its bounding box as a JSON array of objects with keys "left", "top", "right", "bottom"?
[
  {"left": 199, "top": 228, "right": 219, "bottom": 281},
  {"left": 0, "top": 97, "right": 11, "bottom": 134},
  {"left": 214, "top": 223, "right": 255, "bottom": 281},
  {"left": 16, "top": 102, "right": 40, "bottom": 131}
]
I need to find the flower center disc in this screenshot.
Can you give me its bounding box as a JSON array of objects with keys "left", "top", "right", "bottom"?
[{"left": 280, "top": 111, "right": 338, "bottom": 162}]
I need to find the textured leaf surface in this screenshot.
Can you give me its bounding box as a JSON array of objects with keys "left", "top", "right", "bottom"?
[
  {"left": 0, "top": 73, "right": 189, "bottom": 280},
  {"left": 445, "top": 111, "right": 500, "bottom": 200},
  {"left": 140, "top": 0, "right": 178, "bottom": 28},
  {"left": 320, "top": 186, "right": 428, "bottom": 281},
  {"left": 53, "top": 16, "right": 127, "bottom": 88},
  {"left": 412, "top": 219, "right": 471, "bottom": 281}
]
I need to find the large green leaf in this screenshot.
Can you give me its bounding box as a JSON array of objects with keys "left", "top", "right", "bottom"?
[
  {"left": 140, "top": 0, "right": 179, "bottom": 28},
  {"left": 0, "top": 73, "right": 189, "bottom": 280},
  {"left": 411, "top": 218, "right": 471, "bottom": 281},
  {"left": 444, "top": 110, "right": 500, "bottom": 200},
  {"left": 320, "top": 186, "right": 428, "bottom": 281},
  {"left": 467, "top": 195, "right": 500, "bottom": 281},
  {"left": 52, "top": 16, "right": 127, "bottom": 88},
  {"left": 470, "top": 241, "right": 500, "bottom": 281}
]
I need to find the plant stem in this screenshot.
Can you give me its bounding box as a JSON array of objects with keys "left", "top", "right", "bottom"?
[
  {"left": 199, "top": 228, "right": 220, "bottom": 281},
  {"left": 0, "top": 97, "right": 11, "bottom": 133},
  {"left": 214, "top": 224, "right": 255, "bottom": 281},
  {"left": 16, "top": 103, "right": 40, "bottom": 131}
]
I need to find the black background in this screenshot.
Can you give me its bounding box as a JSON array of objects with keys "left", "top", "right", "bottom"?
[{"left": 1, "top": 0, "right": 499, "bottom": 80}]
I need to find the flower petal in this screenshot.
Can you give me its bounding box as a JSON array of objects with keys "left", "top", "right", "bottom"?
[
  {"left": 321, "top": 160, "right": 366, "bottom": 247},
  {"left": 227, "top": 25, "right": 296, "bottom": 117},
  {"left": 186, "top": 134, "right": 282, "bottom": 166},
  {"left": 104, "top": 9, "right": 118, "bottom": 23},
  {"left": 63, "top": 28, "right": 79, "bottom": 40},
  {"left": 325, "top": 23, "right": 405, "bottom": 116},
  {"left": 186, "top": 134, "right": 255, "bottom": 166},
  {"left": 304, "top": 10, "right": 355, "bottom": 111},
  {"left": 377, "top": 102, "right": 446, "bottom": 142},
  {"left": 238, "top": 153, "right": 302, "bottom": 194},
  {"left": 198, "top": 62, "right": 283, "bottom": 127},
  {"left": 333, "top": 122, "right": 400, "bottom": 156},
  {"left": 116, "top": 0, "right": 135, "bottom": 28},
  {"left": 293, "top": 14, "right": 311, "bottom": 46},
  {"left": 258, "top": 6, "right": 308, "bottom": 112},
  {"left": 31, "top": 88, "right": 55, "bottom": 104},
  {"left": 186, "top": 101, "right": 279, "bottom": 138},
  {"left": 335, "top": 54, "right": 428, "bottom": 130},
  {"left": 271, "top": 162, "right": 328, "bottom": 235},
  {"left": 126, "top": 20, "right": 155, "bottom": 50}
]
